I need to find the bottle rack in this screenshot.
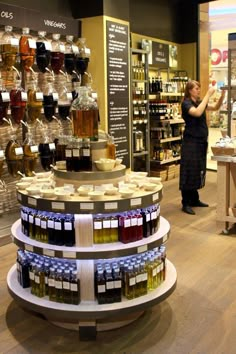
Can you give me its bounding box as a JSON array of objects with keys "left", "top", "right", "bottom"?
[{"left": 7, "top": 167, "right": 177, "bottom": 340}]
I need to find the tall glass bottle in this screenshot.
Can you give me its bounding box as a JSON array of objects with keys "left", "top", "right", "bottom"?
[
  {"left": 0, "top": 79, "right": 10, "bottom": 125},
  {"left": 19, "top": 27, "right": 36, "bottom": 72},
  {"left": 0, "top": 25, "right": 19, "bottom": 69},
  {"left": 10, "top": 80, "right": 27, "bottom": 124},
  {"left": 51, "top": 33, "right": 65, "bottom": 75},
  {"left": 75, "top": 38, "right": 90, "bottom": 75},
  {"left": 57, "top": 83, "right": 72, "bottom": 121},
  {"left": 5, "top": 131, "right": 23, "bottom": 177},
  {"left": 43, "top": 79, "right": 58, "bottom": 122},
  {"left": 71, "top": 86, "right": 99, "bottom": 141},
  {"left": 22, "top": 130, "right": 38, "bottom": 176},
  {"left": 38, "top": 133, "right": 55, "bottom": 171},
  {"left": 36, "top": 31, "right": 51, "bottom": 73},
  {"left": 64, "top": 35, "right": 77, "bottom": 75},
  {"left": 27, "top": 79, "right": 43, "bottom": 123}
]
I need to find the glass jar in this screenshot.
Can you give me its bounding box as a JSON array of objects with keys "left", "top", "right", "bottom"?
[
  {"left": 10, "top": 80, "right": 27, "bottom": 124},
  {"left": 19, "top": 27, "right": 36, "bottom": 72},
  {"left": 27, "top": 79, "right": 43, "bottom": 123},
  {"left": 71, "top": 86, "right": 99, "bottom": 141},
  {"left": 23, "top": 130, "right": 38, "bottom": 176},
  {"left": 75, "top": 38, "right": 90, "bottom": 75},
  {"left": 5, "top": 132, "right": 23, "bottom": 177},
  {"left": 42, "top": 79, "right": 58, "bottom": 122},
  {"left": 36, "top": 31, "right": 51, "bottom": 73},
  {"left": 0, "top": 25, "right": 19, "bottom": 69},
  {"left": 0, "top": 79, "right": 10, "bottom": 125},
  {"left": 51, "top": 33, "right": 65, "bottom": 75},
  {"left": 64, "top": 35, "right": 78, "bottom": 75}
]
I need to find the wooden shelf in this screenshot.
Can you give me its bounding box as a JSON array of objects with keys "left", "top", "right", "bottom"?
[{"left": 151, "top": 156, "right": 181, "bottom": 165}]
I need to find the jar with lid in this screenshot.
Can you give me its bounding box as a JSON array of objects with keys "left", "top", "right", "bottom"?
[
  {"left": 10, "top": 79, "right": 27, "bottom": 124},
  {"left": 0, "top": 25, "right": 19, "bottom": 69},
  {"left": 64, "top": 35, "right": 78, "bottom": 75},
  {"left": 27, "top": 78, "right": 43, "bottom": 123},
  {"left": 36, "top": 31, "right": 51, "bottom": 73},
  {"left": 75, "top": 38, "right": 90, "bottom": 75},
  {"left": 19, "top": 27, "right": 36, "bottom": 72},
  {"left": 22, "top": 129, "right": 38, "bottom": 176},
  {"left": 51, "top": 33, "right": 65, "bottom": 75},
  {"left": 71, "top": 86, "right": 99, "bottom": 141}
]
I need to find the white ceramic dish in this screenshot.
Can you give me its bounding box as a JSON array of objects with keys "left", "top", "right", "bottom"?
[
  {"left": 149, "top": 177, "right": 162, "bottom": 184},
  {"left": 88, "top": 191, "right": 105, "bottom": 200},
  {"left": 40, "top": 189, "right": 55, "bottom": 198},
  {"left": 54, "top": 190, "right": 71, "bottom": 201},
  {"left": 20, "top": 176, "right": 36, "bottom": 183},
  {"left": 119, "top": 189, "right": 134, "bottom": 198},
  {"left": 26, "top": 185, "right": 41, "bottom": 196},
  {"left": 16, "top": 182, "right": 31, "bottom": 190},
  {"left": 123, "top": 183, "right": 137, "bottom": 190},
  {"left": 105, "top": 187, "right": 119, "bottom": 195},
  {"left": 77, "top": 186, "right": 93, "bottom": 196},
  {"left": 34, "top": 171, "right": 52, "bottom": 179},
  {"left": 94, "top": 159, "right": 116, "bottom": 171},
  {"left": 143, "top": 183, "right": 157, "bottom": 191},
  {"left": 115, "top": 158, "right": 123, "bottom": 166}
]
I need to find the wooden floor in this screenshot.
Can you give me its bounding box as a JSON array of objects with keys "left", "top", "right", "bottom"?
[{"left": 1, "top": 170, "right": 236, "bottom": 354}]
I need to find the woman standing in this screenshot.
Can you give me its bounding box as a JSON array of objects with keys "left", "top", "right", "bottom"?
[{"left": 180, "top": 80, "right": 225, "bottom": 215}]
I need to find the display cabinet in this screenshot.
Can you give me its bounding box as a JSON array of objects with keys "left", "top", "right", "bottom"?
[
  {"left": 130, "top": 48, "right": 150, "bottom": 174},
  {"left": 7, "top": 164, "right": 177, "bottom": 340}
]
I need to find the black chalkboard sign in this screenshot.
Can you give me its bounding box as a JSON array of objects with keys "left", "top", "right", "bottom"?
[
  {"left": 106, "top": 20, "right": 130, "bottom": 168},
  {"left": 152, "top": 41, "right": 169, "bottom": 68}
]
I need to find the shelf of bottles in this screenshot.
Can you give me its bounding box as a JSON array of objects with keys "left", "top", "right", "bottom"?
[
  {"left": 0, "top": 25, "right": 102, "bottom": 215},
  {"left": 130, "top": 49, "right": 150, "bottom": 174}
]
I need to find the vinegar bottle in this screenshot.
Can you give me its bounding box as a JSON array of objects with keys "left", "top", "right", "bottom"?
[
  {"left": 22, "top": 130, "right": 38, "bottom": 176},
  {"left": 36, "top": 31, "right": 51, "bottom": 73},
  {"left": 0, "top": 78, "right": 10, "bottom": 125},
  {"left": 71, "top": 86, "right": 99, "bottom": 141},
  {"left": 42, "top": 79, "right": 58, "bottom": 122},
  {"left": 5, "top": 132, "right": 23, "bottom": 177},
  {"left": 19, "top": 27, "right": 36, "bottom": 72},
  {"left": 27, "top": 79, "right": 43, "bottom": 123},
  {"left": 0, "top": 25, "right": 19, "bottom": 69},
  {"left": 10, "top": 80, "right": 27, "bottom": 124},
  {"left": 64, "top": 35, "right": 77, "bottom": 75},
  {"left": 107, "top": 134, "right": 116, "bottom": 160},
  {"left": 51, "top": 33, "right": 65, "bottom": 75}
]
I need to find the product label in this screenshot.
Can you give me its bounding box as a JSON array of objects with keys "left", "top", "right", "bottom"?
[
  {"left": 21, "top": 92, "right": 28, "bottom": 101},
  {"left": 30, "top": 145, "right": 38, "bottom": 153},
  {"left": 67, "top": 92, "right": 73, "bottom": 101},
  {"left": 52, "top": 92, "right": 59, "bottom": 101},
  {"left": 129, "top": 277, "right": 136, "bottom": 286},
  {"left": 137, "top": 218, "right": 143, "bottom": 226},
  {"left": 131, "top": 217, "right": 137, "bottom": 226},
  {"left": 29, "top": 215, "right": 34, "bottom": 223},
  {"left": 94, "top": 221, "right": 102, "bottom": 230},
  {"left": 97, "top": 284, "right": 106, "bottom": 293},
  {"left": 36, "top": 92, "right": 43, "bottom": 101},
  {"left": 47, "top": 220, "right": 54, "bottom": 228},
  {"left": 15, "top": 147, "right": 23, "bottom": 156},
  {"left": 146, "top": 213, "right": 151, "bottom": 222},
  {"left": 48, "top": 279, "right": 55, "bottom": 287},
  {"left": 54, "top": 221, "right": 62, "bottom": 230},
  {"left": 114, "top": 280, "right": 122, "bottom": 288},
  {"left": 130, "top": 198, "right": 142, "bottom": 207},
  {"left": 55, "top": 280, "right": 63, "bottom": 289},
  {"left": 28, "top": 39, "right": 36, "bottom": 49},
  {"left": 71, "top": 283, "right": 78, "bottom": 291},
  {"left": 106, "top": 281, "right": 114, "bottom": 289},
  {"left": 65, "top": 149, "right": 72, "bottom": 157},
  {"left": 63, "top": 281, "right": 70, "bottom": 290},
  {"left": 10, "top": 38, "right": 19, "bottom": 46},
  {"left": 152, "top": 192, "right": 159, "bottom": 202},
  {"left": 72, "top": 45, "right": 79, "bottom": 53},
  {"left": 60, "top": 44, "right": 65, "bottom": 52},
  {"left": 103, "top": 220, "right": 110, "bottom": 228},
  {"left": 136, "top": 274, "right": 142, "bottom": 283},
  {"left": 104, "top": 202, "right": 118, "bottom": 210},
  {"left": 1, "top": 92, "right": 10, "bottom": 102},
  {"left": 41, "top": 220, "right": 47, "bottom": 229},
  {"left": 72, "top": 148, "right": 80, "bottom": 157},
  {"left": 111, "top": 219, "right": 118, "bottom": 228},
  {"left": 35, "top": 217, "right": 40, "bottom": 226},
  {"left": 124, "top": 219, "right": 131, "bottom": 228},
  {"left": 0, "top": 150, "right": 4, "bottom": 158},
  {"left": 44, "top": 41, "right": 52, "bottom": 51},
  {"left": 49, "top": 143, "right": 56, "bottom": 151},
  {"left": 29, "top": 271, "right": 34, "bottom": 280},
  {"left": 34, "top": 275, "right": 40, "bottom": 284},
  {"left": 64, "top": 222, "right": 72, "bottom": 231}
]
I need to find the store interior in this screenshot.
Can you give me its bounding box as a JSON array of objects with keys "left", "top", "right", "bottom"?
[{"left": 0, "top": 0, "right": 236, "bottom": 352}]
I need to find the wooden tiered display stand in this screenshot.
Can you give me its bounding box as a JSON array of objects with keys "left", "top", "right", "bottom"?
[{"left": 7, "top": 158, "right": 177, "bottom": 340}]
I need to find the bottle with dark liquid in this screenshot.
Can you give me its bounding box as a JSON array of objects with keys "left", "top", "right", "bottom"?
[
  {"left": 51, "top": 33, "right": 65, "bottom": 75},
  {"left": 0, "top": 25, "right": 19, "bottom": 69},
  {"left": 71, "top": 86, "right": 99, "bottom": 141},
  {"left": 57, "top": 83, "right": 72, "bottom": 121},
  {"left": 75, "top": 37, "right": 91, "bottom": 75},
  {"left": 71, "top": 270, "right": 80, "bottom": 305},
  {"left": 10, "top": 80, "right": 27, "bottom": 125},
  {"left": 80, "top": 138, "right": 92, "bottom": 171},
  {"left": 64, "top": 35, "right": 77, "bottom": 75},
  {"left": 19, "top": 27, "right": 36, "bottom": 72},
  {"left": 38, "top": 133, "right": 55, "bottom": 171},
  {"left": 43, "top": 79, "right": 58, "bottom": 122},
  {"left": 62, "top": 269, "right": 71, "bottom": 304},
  {"left": 0, "top": 79, "right": 10, "bottom": 125},
  {"left": 64, "top": 214, "right": 75, "bottom": 247},
  {"left": 36, "top": 31, "right": 51, "bottom": 73}
]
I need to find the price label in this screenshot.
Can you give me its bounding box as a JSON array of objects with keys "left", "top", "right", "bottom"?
[
  {"left": 51, "top": 202, "right": 65, "bottom": 211},
  {"left": 72, "top": 45, "right": 79, "bottom": 53},
  {"left": 137, "top": 245, "right": 148, "bottom": 253},
  {"left": 43, "top": 249, "right": 55, "bottom": 257},
  {"left": 25, "top": 244, "right": 33, "bottom": 252},
  {"left": 60, "top": 44, "right": 65, "bottom": 52},
  {"left": 28, "top": 39, "right": 36, "bottom": 49},
  {"left": 104, "top": 202, "right": 118, "bottom": 210},
  {"left": 45, "top": 41, "right": 52, "bottom": 51},
  {"left": 36, "top": 92, "right": 43, "bottom": 101},
  {"left": 10, "top": 38, "right": 19, "bottom": 46},
  {"left": 67, "top": 92, "right": 73, "bottom": 101},
  {"left": 28, "top": 197, "right": 37, "bottom": 206},
  {"left": 49, "top": 143, "right": 56, "bottom": 151},
  {"left": 1, "top": 92, "right": 10, "bottom": 102},
  {"left": 63, "top": 251, "right": 76, "bottom": 259},
  {"left": 17, "top": 192, "right": 22, "bottom": 201},
  {"left": 85, "top": 48, "right": 91, "bottom": 55},
  {"left": 15, "top": 147, "right": 23, "bottom": 156},
  {"left": 21, "top": 92, "right": 28, "bottom": 101},
  {"left": 52, "top": 92, "right": 59, "bottom": 101},
  {"left": 30, "top": 145, "right": 39, "bottom": 153},
  {"left": 80, "top": 202, "right": 94, "bottom": 210},
  {"left": 0, "top": 150, "right": 4, "bottom": 158},
  {"left": 130, "top": 198, "right": 142, "bottom": 207},
  {"left": 152, "top": 192, "right": 159, "bottom": 202}
]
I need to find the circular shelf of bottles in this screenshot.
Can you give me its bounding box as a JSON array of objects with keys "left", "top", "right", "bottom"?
[
  {"left": 52, "top": 164, "right": 126, "bottom": 181},
  {"left": 7, "top": 259, "right": 177, "bottom": 322},
  {"left": 11, "top": 216, "right": 170, "bottom": 260},
  {"left": 16, "top": 185, "right": 163, "bottom": 214}
]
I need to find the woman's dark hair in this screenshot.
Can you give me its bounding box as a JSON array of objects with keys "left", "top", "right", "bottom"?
[{"left": 184, "top": 80, "right": 200, "bottom": 99}]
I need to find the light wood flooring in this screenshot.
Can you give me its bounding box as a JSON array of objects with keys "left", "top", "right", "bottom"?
[{"left": 1, "top": 170, "right": 236, "bottom": 354}]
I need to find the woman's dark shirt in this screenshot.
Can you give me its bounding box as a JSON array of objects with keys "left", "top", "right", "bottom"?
[{"left": 181, "top": 98, "right": 208, "bottom": 142}]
